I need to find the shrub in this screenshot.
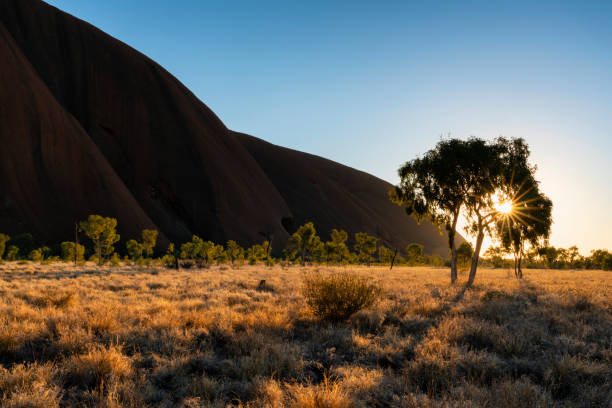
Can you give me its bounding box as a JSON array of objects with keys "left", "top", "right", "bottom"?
[
  {"left": 63, "top": 345, "right": 132, "bottom": 390},
  {"left": 302, "top": 272, "right": 382, "bottom": 322},
  {"left": 5, "top": 245, "right": 18, "bottom": 261},
  {"left": 28, "top": 249, "right": 42, "bottom": 262}
]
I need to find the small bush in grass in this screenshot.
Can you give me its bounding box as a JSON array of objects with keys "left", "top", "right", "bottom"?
[
  {"left": 302, "top": 272, "right": 382, "bottom": 322},
  {"left": 63, "top": 345, "right": 132, "bottom": 390}
]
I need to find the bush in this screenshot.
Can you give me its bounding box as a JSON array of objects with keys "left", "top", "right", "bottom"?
[{"left": 302, "top": 272, "right": 382, "bottom": 322}]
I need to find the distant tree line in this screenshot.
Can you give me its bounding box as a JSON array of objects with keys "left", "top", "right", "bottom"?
[
  {"left": 483, "top": 244, "right": 612, "bottom": 271},
  {"left": 0, "top": 218, "right": 446, "bottom": 268}
]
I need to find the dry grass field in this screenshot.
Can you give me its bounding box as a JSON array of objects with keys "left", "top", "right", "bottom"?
[{"left": 0, "top": 262, "right": 610, "bottom": 407}]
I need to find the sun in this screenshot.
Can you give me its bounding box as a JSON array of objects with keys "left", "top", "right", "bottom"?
[{"left": 495, "top": 200, "right": 513, "bottom": 214}]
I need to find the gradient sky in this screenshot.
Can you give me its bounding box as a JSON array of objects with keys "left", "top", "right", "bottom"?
[{"left": 44, "top": 0, "right": 612, "bottom": 253}]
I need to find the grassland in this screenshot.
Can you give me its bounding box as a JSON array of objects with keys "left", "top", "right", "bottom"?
[{"left": 0, "top": 262, "right": 610, "bottom": 407}]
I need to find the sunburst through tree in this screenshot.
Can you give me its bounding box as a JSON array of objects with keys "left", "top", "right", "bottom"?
[{"left": 493, "top": 169, "right": 553, "bottom": 279}]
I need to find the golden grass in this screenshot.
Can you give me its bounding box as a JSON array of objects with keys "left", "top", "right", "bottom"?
[{"left": 0, "top": 262, "right": 610, "bottom": 407}]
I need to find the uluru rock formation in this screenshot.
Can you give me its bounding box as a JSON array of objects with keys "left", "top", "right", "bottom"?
[{"left": 0, "top": 0, "right": 451, "bottom": 255}]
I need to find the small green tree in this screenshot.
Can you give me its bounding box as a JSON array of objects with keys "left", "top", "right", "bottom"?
[
  {"left": 247, "top": 242, "right": 267, "bottom": 265},
  {"left": 324, "top": 229, "right": 350, "bottom": 264},
  {"left": 354, "top": 232, "right": 377, "bottom": 266},
  {"left": 79, "top": 215, "right": 120, "bottom": 266},
  {"left": 484, "top": 245, "right": 505, "bottom": 268},
  {"left": 141, "top": 229, "right": 158, "bottom": 258},
  {"left": 29, "top": 248, "right": 42, "bottom": 262},
  {"left": 126, "top": 239, "right": 144, "bottom": 261},
  {"left": 226, "top": 240, "right": 245, "bottom": 265},
  {"left": 456, "top": 242, "right": 473, "bottom": 271},
  {"left": 61, "top": 242, "right": 85, "bottom": 263},
  {"left": 180, "top": 237, "right": 198, "bottom": 260},
  {"left": 378, "top": 246, "right": 395, "bottom": 264},
  {"left": 6, "top": 245, "right": 18, "bottom": 261},
  {"left": 0, "top": 233, "right": 9, "bottom": 260},
  {"left": 405, "top": 243, "right": 424, "bottom": 265},
  {"left": 284, "top": 222, "right": 320, "bottom": 265}
]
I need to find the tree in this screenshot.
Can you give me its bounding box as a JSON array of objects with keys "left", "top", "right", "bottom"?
[
  {"left": 456, "top": 242, "right": 473, "bottom": 270},
  {"left": 538, "top": 245, "right": 559, "bottom": 269},
  {"left": 392, "top": 139, "right": 470, "bottom": 283},
  {"left": 587, "top": 249, "right": 612, "bottom": 270},
  {"left": 126, "top": 239, "right": 144, "bottom": 261},
  {"left": 324, "top": 229, "right": 350, "bottom": 264},
  {"left": 284, "top": 222, "right": 320, "bottom": 265},
  {"left": 141, "top": 229, "right": 158, "bottom": 258},
  {"left": 226, "top": 240, "right": 245, "bottom": 265},
  {"left": 247, "top": 242, "right": 267, "bottom": 265},
  {"left": 354, "top": 232, "right": 377, "bottom": 266},
  {"left": 29, "top": 248, "right": 42, "bottom": 262},
  {"left": 6, "top": 245, "right": 18, "bottom": 261},
  {"left": 603, "top": 253, "right": 612, "bottom": 271},
  {"left": 405, "top": 243, "right": 424, "bottom": 265},
  {"left": 79, "top": 215, "right": 120, "bottom": 266},
  {"left": 378, "top": 246, "right": 395, "bottom": 264},
  {"left": 61, "top": 242, "right": 85, "bottom": 263},
  {"left": 566, "top": 246, "right": 583, "bottom": 269},
  {"left": 8, "top": 233, "right": 34, "bottom": 256},
  {"left": 495, "top": 184, "right": 552, "bottom": 278},
  {"left": 493, "top": 138, "right": 552, "bottom": 279},
  {"left": 484, "top": 245, "right": 506, "bottom": 268},
  {"left": 162, "top": 243, "right": 180, "bottom": 269},
  {"left": 0, "top": 233, "right": 9, "bottom": 260},
  {"left": 180, "top": 238, "right": 198, "bottom": 260}
]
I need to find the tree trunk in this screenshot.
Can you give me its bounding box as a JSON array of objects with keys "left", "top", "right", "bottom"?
[
  {"left": 74, "top": 223, "right": 78, "bottom": 267},
  {"left": 97, "top": 241, "right": 102, "bottom": 266},
  {"left": 449, "top": 212, "right": 459, "bottom": 284},
  {"left": 390, "top": 248, "right": 398, "bottom": 270},
  {"left": 517, "top": 251, "right": 523, "bottom": 279},
  {"left": 466, "top": 226, "right": 485, "bottom": 288}
]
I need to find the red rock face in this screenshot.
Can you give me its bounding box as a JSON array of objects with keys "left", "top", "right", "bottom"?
[{"left": 0, "top": 0, "right": 452, "bottom": 255}]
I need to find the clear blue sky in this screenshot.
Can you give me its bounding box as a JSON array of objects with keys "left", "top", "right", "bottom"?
[{"left": 45, "top": 0, "right": 612, "bottom": 253}]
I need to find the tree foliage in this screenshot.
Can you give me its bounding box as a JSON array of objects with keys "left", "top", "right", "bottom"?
[
  {"left": 79, "top": 215, "right": 120, "bottom": 266},
  {"left": 126, "top": 239, "right": 144, "bottom": 261},
  {"left": 285, "top": 222, "right": 320, "bottom": 265},
  {"left": 393, "top": 139, "right": 473, "bottom": 283},
  {"left": 354, "top": 232, "right": 377, "bottom": 266},
  {"left": 0, "top": 233, "right": 9, "bottom": 260},
  {"left": 61, "top": 242, "right": 85, "bottom": 263},
  {"left": 141, "top": 229, "right": 158, "bottom": 258},
  {"left": 405, "top": 243, "right": 424, "bottom": 265}
]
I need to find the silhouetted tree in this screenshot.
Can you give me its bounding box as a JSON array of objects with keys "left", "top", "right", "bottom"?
[
  {"left": 493, "top": 138, "right": 552, "bottom": 278},
  {"left": 392, "top": 139, "right": 471, "bottom": 283}
]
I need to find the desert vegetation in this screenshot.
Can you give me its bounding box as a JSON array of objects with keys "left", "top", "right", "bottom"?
[
  {"left": 0, "top": 263, "right": 609, "bottom": 407},
  {"left": 1, "top": 137, "right": 610, "bottom": 407}
]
